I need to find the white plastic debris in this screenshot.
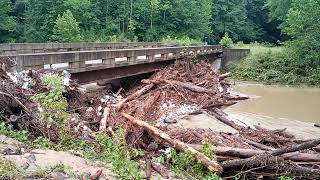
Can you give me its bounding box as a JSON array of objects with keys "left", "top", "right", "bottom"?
[
  {"left": 158, "top": 102, "right": 198, "bottom": 124},
  {"left": 62, "top": 70, "right": 71, "bottom": 86},
  {"left": 101, "top": 93, "right": 123, "bottom": 104}
]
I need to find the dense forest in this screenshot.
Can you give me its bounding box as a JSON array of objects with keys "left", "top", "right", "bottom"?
[
  {"left": 1, "top": 0, "right": 320, "bottom": 84},
  {"left": 1, "top": 0, "right": 288, "bottom": 44}
]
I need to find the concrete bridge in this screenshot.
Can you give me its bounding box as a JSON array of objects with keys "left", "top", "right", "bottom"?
[{"left": 0, "top": 43, "right": 249, "bottom": 84}]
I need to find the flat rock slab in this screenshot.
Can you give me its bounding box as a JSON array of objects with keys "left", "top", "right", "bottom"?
[
  {"left": 175, "top": 113, "right": 238, "bottom": 134},
  {"left": 2, "top": 149, "right": 114, "bottom": 179}
]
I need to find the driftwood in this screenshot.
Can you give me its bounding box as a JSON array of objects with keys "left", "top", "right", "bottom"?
[
  {"left": 271, "top": 138, "right": 320, "bottom": 156},
  {"left": 190, "top": 145, "right": 320, "bottom": 162},
  {"left": 224, "top": 95, "right": 249, "bottom": 101},
  {"left": 142, "top": 79, "right": 217, "bottom": 94},
  {"left": 99, "top": 107, "right": 110, "bottom": 132},
  {"left": 234, "top": 136, "right": 275, "bottom": 151},
  {"left": 221, "top": 139, "right": 320, "bottom": 170},
  {"left": 219, "top": 72, "right": 231, "bottom": 80},
  {"left": 203, "top": 101, "right": 237, "bottom": 109},
  {"left": 122, "top": 113, "right": 223, "bottom": 173},
  {"left": 208, "top": 108, "right": 240, "bottom": 130},
  {"left": 116, "top": 84, "right": 154, "bottom": 110},
  {"left": 143, "top": 91, "right": 161, "bottom": 114}
]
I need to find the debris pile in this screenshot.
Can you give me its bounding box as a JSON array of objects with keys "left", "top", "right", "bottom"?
[{"left": 0, "top": 59, "right": 320, "bottom": 179}]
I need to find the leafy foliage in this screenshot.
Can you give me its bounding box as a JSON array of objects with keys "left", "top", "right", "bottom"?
[
  {"left": 211, "top": 0, "right": 259, "bottom": 44},
  {"left": 219, "top": 33, "right": 233, "bottom": 48},
  {"left": 153, "top": 143, "right": 221, "bottom": 179},
  {"left": 96, "top": 128, "right": 144, "bottom": 180},
  {"left": 229, "top": 43, "right": 320, "bottom": 85},
  {"left": 0, "top": 122, "right": 29, "bottom": 144},
  {"left": 32, "top": 74, "right": 72, "bottom": 145},
  {"left": 0, "top": 0, "right": 284, "bottom": 43},
  {"left": 161, "top": 36, "right": 203, "bottom": 46},
  {"left": 0, "top": 0, "right": 16, "bottom": 42},
  {"left": 52, "top": 10, "right": 82, "bottom": 42},
  {"left": 278, "top": 176, "right": 294, "bottom": 180}
]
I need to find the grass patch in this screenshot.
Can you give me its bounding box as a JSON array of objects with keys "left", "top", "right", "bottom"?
[{"left": 0, "top": 159, "right": 23, "bottom": 179}]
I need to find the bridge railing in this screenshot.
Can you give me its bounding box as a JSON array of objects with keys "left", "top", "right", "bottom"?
[
  {"left": 16, "top": 45, "right": 222, "bottom": 73},
  {"left": 0, "top": 42, "right": 165, "bottom": 55}
]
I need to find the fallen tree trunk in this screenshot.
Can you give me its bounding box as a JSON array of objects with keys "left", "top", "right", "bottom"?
[
  {"left": 116, "top": 84, "right": 154, "bottom": 110},
  {"left": 224, "top": 95, "right": 249, "bottom": 101},
  {"left": 271, "top": 138, "right": 320, "bottom": 156},
  {"left": 234, "top": 136, "right": 275, "bottom": 151},
  {"left": 208, "top": 108, "right": 240, "bottom": 130},
  {"left": 122, "top": 113, "right": 223, "bottom": 173},
  {"left": 221, "top": 139, "right": 320, "bottom": 170},
  {"left": 190, "top": 145, "right": 320, "bottom": 162},
  {"left": 142, "top": 79, "right": 217, "bottom": 94},
  {"left": 219, "top": 72, "right": 231, "bottom": 80}
]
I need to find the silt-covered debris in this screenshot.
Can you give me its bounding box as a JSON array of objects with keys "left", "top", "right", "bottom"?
[{"left": 0, "top": 59, "right": 319, "bottom": 179}]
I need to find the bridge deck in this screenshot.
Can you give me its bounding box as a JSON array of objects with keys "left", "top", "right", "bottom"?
[
  {"left": 0, "top": 42, "right": 164, "bottom": 55},
  {"left": 15, "top": 45, "right": 222, "bottom": 73},
  {"left": 0, "top": 43, "right": 250, "bottom": 83}
]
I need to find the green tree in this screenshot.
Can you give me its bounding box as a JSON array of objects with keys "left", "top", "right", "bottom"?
[
  {"left": 211, "top": 0, "right": 258, "bottom": 44},
  {"left": 23, "top": 0, "right": 64, "bottom": 42},
  {"left": 266, "top": 0, "right": 292, "bottom": 22},
  {"left": 0, "top": 0, "right": 16, "bottom": 42},
  {"left": 283, "top": 0, "right": 320, "bottom": 71},
  {"left": 52, "top": 10, "right": 82, "bottom": 42},
  {"left": 245, "top": 0, "right": 281, "bottom": 43},
  {"left": 64, "top": 0, "right": 99, "bottom": 31}
]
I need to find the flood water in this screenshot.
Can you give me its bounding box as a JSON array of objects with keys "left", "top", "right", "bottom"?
[
  {"left": 228, "top": 82, "right": 320, "bottom": 124},
  {"left": 225, "top": 82, "right": 320, "bottom": 139}
]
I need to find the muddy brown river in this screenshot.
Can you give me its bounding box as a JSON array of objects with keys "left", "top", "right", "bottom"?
[{"left": 225, "top": 82, "right": 320, "bottom": 139}]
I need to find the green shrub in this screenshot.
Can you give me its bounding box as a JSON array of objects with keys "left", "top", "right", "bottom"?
[
  {"left": 32, "top": 74, "right": 72, "bottom": 145},
  {"left": 52, "top": 10, "right": 82, "bottom": 42},
  {"left": 219, "top": 33, "right": 233, "bottom": 48},
  {"left": 229, "top": 43, "right": 320, "bottom": 86},
  {"left": 96, "top": 128, "right": 144, "bottom": 180},
  {"left": 153, "top": 142, "right": 221, "bottom": 179}
]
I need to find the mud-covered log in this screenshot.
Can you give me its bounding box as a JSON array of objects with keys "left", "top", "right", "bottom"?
[
  {"left": 271, "top": 138, "right": 320, "bottom": 156},
  {"left": 116, "top": 84, "right": 154, "bottom": 110},
  {"left": 234, "top": 136, "right": 275, "bottom": 151},
  {"left": 143, "top": 91, "right": 161, "bottom": 113},
  {"left": 190, "top": 145, "right": 320, "bottom": 162},
  {"left": 122, "top": 113, "right": 223, "bottom": 173},
  {"left": 142, "top": 79, "right": 217, "bottom": 94},
  {"left": 219, "top": 72, "right": 231, "bottom": 80},
  {"left": 208, "top": 108, "right": 240, "bottom": 130},
  {"left": 221, "top": 139, "right": 320, "bottom": 170}
]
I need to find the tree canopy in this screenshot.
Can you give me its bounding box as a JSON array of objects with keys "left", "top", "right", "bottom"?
[{"left": 0, "top": 0, "right": 316, "bottom": 46}]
